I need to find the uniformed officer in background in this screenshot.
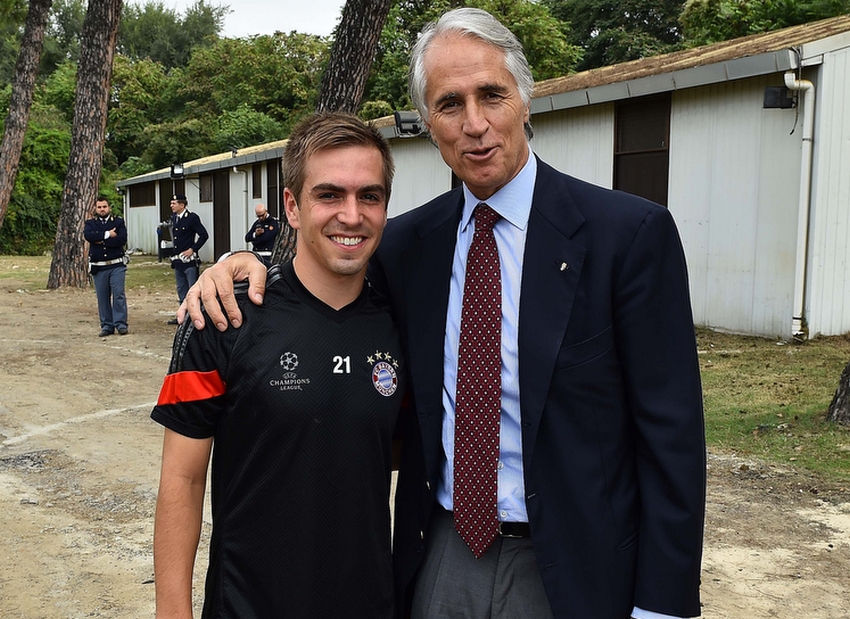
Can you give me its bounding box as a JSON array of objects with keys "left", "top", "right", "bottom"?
[
  {"left": 244, "top": 203, "right": 279, "bottom": 265},
  {"left": 167, "top": 194, "right": 208, "bottom": 324},
  {"left": 84, "top": 196, "right": 129, "bottom": 337}
]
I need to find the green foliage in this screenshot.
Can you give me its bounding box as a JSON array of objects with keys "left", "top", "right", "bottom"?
[
  {"left": 0, "top": 117, "right": 70, "bottom": 255},
  {"left": 213, "top": 103, "right": 286, "bottom": 151},
  {"left": 40, "top": 0, "right": 86, "bottom": 74},
  {"left": 118, "top": 0, "right": 227, "bottom": 68},
  {"left": 118, "top": 155, "right": 156, "bottom": 178},
  {"left": 472, "top": 0, "right": 580, "bottom": 80},
  {"left": 365, "top": 0, "right": 580, "bottom": 112},
  {"left": 360, "top": 99, "right": 394, "bottom": 120},
  {"left": 681, "top": 0, "right": 850, "bottom": 46},
  {"left": 0, "top": 192, "right": 60, "bottom": 254},
  {"left": 37, "top": 59, "right": 77, "bottom": 124},
  {"left": 365, "top": 0, "right": 457, "bottom": 112},
  {"left": 107, "top": 55, "right": 171, "bottom": 164},
  {"left": 175, "top": 32, "right": 329, "bottom": 126},
  {"left": 0, "top": 0, "right": 28, "bottom": 84},
  {"left": 542, "top": 0, "right": 686, "bottom": 70},
  {"left": 138, "top": 116, "right": 217, "bottom": 170}
]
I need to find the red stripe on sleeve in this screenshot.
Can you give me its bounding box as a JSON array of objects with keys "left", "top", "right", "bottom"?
[{"left": 157, "top": 370, "right": 226, "bottom": 406}]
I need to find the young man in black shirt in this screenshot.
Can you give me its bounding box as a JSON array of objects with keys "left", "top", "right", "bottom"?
[{"left": 151, "top": 113, "right": 404, "bottom": 618}]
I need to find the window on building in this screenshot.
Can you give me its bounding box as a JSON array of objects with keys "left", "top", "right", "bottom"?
[
  {"left": 129, "top": 182, "right": 156, "bottom": 208},
  {"left": 199, "top": 173, "right": 213, "bottom": 202},
  {"left": 614, "top": 94, "right": 671, "bottom": 207},
  {"left": 252, "top": 164, "right": 263, "bottom": 199}
]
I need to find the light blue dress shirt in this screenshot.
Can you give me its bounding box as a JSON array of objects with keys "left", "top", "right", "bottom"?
[{"left": 436, "top": 154, "right": 536, "bottom": 523}]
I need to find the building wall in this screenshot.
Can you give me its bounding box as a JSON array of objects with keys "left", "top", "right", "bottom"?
[
  {"left": 808, "top": 47, "right": 850, "bottom": 336},
  {"left": 670, "top": 74, "right": 802, "bottom": 337},
  {"left": 387, "top": 138, "right": 452, "bottom": 217},
  {"left": 531, "top": 103, "right": 615, "bottom": 188},
  {"left": 229, "top": 168, "right": 251, "bottom": 256},
  {"left": 192, "top": 198, "right": 215, "bottom": 264},
  {"left": 126, "top": 204, "right": 159, "bottom": 255}
]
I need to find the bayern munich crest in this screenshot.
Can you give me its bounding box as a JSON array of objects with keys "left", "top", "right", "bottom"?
[{"left": 371, "top": 361, "right": 398, "bottom": 397}]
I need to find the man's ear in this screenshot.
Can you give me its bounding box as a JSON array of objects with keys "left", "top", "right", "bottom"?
[{"left": 283, "top": 188, "right": 300, "bottom": 230}]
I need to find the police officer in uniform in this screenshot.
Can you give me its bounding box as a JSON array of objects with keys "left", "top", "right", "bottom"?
[
  {"left": 168, "top": 194, "right": 208, "bottom": 324},
  {"left": 244, "top": 203, "right": 279, "bottom": 265},
  {"left": 84, "top": 196, "right": 129, "bottom": 336}
]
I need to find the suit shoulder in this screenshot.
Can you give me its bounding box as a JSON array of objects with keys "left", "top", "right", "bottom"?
[
  {"left": 388, "top": 188, "right": 461, "bottom": 229},
  {"left": 561, "top": 169, "right": 665, "bottom": 216}
]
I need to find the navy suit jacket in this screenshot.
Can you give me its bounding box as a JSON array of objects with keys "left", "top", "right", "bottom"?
[{"left": 371, "top": 158, "right": 705, "bottom": 619}]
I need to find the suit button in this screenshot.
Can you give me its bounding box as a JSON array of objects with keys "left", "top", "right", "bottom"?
[
  {"left": 425, "top": 481, "right": 431, "bottom": 490},
  {"left": 420, "top": 530, "right": 425, "bottom": 540}
]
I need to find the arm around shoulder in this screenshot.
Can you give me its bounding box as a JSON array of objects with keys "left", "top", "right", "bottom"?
[{"left": 182, "top": 251, "right": 269, "bottom": 331}]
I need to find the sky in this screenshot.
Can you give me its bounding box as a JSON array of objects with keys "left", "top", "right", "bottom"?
[{"left": 127, "top": 0, "right": 347, "bottom": 38}]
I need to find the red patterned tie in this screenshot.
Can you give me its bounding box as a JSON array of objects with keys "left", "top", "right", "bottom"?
[{"left": 453, "top": 203, "right": 501, "bottom": 558}]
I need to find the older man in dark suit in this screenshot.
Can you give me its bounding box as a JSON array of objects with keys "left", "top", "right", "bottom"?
[{"left": 182, "top": 8, "right": 705, "bottom": 619}]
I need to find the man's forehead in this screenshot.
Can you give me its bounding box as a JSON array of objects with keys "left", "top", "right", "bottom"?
[{"left": 424, "top": 36, "right": 514, "bottom": 94}]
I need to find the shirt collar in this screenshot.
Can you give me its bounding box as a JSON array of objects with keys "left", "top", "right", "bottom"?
[{"left": 460, "top": 153, "right": 536, "bottom": 234}]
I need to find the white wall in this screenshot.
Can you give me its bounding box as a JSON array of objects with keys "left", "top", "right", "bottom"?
[
  {"left": 229, "top": 168, "right": 251, "bottom": 255},
  {"left": 530, "top": 103, "right": 615, "bottom": 188},
  {"left": 387, "top": 138, "right": 452, "bottom": 217},
  {"left": 807, "top": 49, "right": 850, "bottom": 336},
  {"left": 670, "top": 75, "right": 802, "bottom": 337},
  {"left": 125, "top": 204, "right": 159, "bottom": 255}
]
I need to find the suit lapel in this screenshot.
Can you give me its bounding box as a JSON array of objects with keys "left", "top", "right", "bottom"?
[
  {"left": 519, "top": 161, "right": 586, "bottom": 462},
  {"left": 402, "top": 193, "right": 463, "bottom": 420}
]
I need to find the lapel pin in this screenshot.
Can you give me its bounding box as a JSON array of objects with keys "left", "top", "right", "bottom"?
[{"left": 560, "top": 262, "right": 569, "bottom": 271}]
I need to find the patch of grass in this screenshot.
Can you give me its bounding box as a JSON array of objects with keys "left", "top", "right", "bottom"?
[
  {"left": 698, "top": 328, "right": 850, "bottom": 482},
  {"left": 0, "top": 255, "right": 51, "bottom": 289},
  {"left": 125, "top": 257, "right": 180, "bottom": 293},
  {"left": 0, "top": 254, "right": 178, "bottom": 294}
]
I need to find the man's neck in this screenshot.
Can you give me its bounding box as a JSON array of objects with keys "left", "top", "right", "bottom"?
[{"left": 291, "top": 257, "right": 365, "bottom": 310}]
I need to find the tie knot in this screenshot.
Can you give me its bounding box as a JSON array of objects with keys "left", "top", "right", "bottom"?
[{"left": 474, "top": 203, "right": 499, "bottom": 233}]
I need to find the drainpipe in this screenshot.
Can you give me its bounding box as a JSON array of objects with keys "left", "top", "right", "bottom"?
[{"left": 784, "top": 71, "right": 814, "bottom": 339}]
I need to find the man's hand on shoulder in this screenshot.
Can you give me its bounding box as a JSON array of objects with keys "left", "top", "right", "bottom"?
[{"left": 179, "top": 252, "right": 268, "bottom": 331}]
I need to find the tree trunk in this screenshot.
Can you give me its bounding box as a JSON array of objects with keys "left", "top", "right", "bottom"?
[
  {"left": 316, "top": 0, "right": 392, "bottom": 113},
  {"left": 827, "top": 360, "right": 850, "bottom": 425},
  {"left": 271, "top": 0, "right": 392, "bottom": 264},
  {"left": 0, "top": 0, "right": 54, "bottom": 229},
  {"left": 48, "top": 0, "right": 123, "bottom": 289}
]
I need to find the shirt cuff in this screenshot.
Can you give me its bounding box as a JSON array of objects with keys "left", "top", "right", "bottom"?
[{"left": 632, "top": 607, "right": 690, "bottom": 619}]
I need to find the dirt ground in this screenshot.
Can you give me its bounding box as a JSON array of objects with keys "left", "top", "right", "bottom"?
[{"left": 1, "top": 259, "right": 848, "bottom": 618}]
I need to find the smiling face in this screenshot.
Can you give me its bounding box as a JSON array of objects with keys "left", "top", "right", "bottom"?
[
  {"left": 422, "top": 33, "right": 530, "bottom": 200},
  {"left": 284, "top": 145, "right": 387, "bottom": 286}
]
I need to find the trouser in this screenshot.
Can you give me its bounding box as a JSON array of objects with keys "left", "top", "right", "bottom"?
[
  {"left": 411, "top": 507, "right": 555, "bottom": 619},
  {"left": 174, "top": 264, "right": 199, "bottom": 304},
  {"left": 92, "top": 265, "right": 128, "bottom": 331}
]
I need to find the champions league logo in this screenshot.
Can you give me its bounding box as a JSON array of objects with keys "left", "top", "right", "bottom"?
[
  {"left": 371, "top": 361, "right": 398, "bottom": 397},
  {"left": 279, "top": 351, "right": 299, "bottom": 371},
  {"left": 271, "top": 351, "right": 309, "bottom": 391}
]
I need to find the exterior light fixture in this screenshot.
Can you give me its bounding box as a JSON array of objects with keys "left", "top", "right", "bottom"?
[{"left": 394, "top": 111, "right": 423, "bottom": 137}]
